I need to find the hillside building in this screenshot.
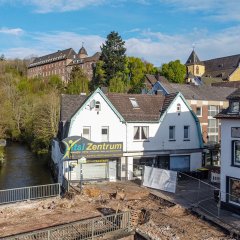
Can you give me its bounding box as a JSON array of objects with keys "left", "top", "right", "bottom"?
[{"left": 27, "top": 46, "right": 100, "bottom": 83}]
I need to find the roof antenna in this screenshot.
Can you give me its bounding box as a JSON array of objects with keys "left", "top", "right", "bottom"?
[
  {"left": 192, "top": 43, "right": 195, "bottom": 51},
  {"left": 82, "top": 42, "right": 84, "bottom": 48}
]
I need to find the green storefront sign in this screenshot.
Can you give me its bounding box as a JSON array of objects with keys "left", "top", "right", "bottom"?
[{"left": 62, "top": 136, "right": 123, "bottom": 160}]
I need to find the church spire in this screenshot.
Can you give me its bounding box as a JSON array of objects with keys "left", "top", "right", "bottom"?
[{"left": 185, "top": 49, "right": 201, "bottom": 65}]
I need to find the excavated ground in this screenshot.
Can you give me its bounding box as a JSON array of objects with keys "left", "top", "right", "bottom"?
[{"left": 0, "top": 181, "right": 235, "bottom": 239}]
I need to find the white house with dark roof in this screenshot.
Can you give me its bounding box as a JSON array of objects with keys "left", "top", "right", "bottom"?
[
  {"left": 146, "top": 74, "right": 236, "bottom": 147},
  {"left": 216, "top": 89, "right": 240, "bottom": 213},
  {"left": 52, "top": 88, "right": 203, "bottom": 184}
]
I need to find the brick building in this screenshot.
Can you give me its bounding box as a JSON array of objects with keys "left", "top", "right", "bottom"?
[{"left": 27, "top": 46, "right": 100, "bottom": 83}]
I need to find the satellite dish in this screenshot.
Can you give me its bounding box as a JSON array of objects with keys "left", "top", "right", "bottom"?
[{"left": 90, "top": 100, "right": 95, "bottom": 109}]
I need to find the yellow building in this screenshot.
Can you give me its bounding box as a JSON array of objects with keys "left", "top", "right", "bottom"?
[{"left": 186, "top": 50, "right": 240, "bottom": 83}]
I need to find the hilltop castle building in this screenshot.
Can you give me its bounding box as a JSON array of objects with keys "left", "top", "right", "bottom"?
[{"left": 27, "top": 46, "right": 100, "bottom": 83}]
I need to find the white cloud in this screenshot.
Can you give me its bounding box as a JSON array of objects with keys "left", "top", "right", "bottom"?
[
  {"left": 0, "top": 27, "right": 24, "bottom": 35},
  {"left": 160, "top": 0, "right": 240, "bottom": 22},
  {"left": 126, "top": 26, "right": 240, "bottom": 65},
  {"left": 21, "top": 0, "right": 105, "bottom": 13},
  {"left": 2, "top": 27, "right": 240, "bottom": 66}
]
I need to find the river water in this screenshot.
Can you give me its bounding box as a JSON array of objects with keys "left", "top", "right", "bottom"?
[{"left": 0, "top": 142, "right": 54, "bottom": 189}]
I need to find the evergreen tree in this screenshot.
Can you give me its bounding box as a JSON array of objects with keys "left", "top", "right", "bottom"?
[
  {"left": 66, "top": 66, "right": 89, "bottom": 94},
  {"left": 100, "top": 31, "right": 127, "bottom": 84}
]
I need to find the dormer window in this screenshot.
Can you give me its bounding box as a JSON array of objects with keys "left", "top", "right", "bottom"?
[
  {"left": 130, "top": 98, "right": 139, "bottom": 109},
  {"left": 231, "top": 101, "right": 239, "bottom": 113},
  {"left": 95, "top": 101, "right": 101, "bottom": 111}
]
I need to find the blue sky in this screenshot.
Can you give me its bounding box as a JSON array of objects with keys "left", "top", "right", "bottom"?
[{"left": 0, "top": 0, "right": 240, "bottom": 66}]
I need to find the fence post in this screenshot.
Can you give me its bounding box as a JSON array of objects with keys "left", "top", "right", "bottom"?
[
  {"left": 92, "top": 219, "right": 95, "bottom": 239},
  {"left": 28, "top": 187, "right": 31, "bottom": 200},
  {"left": 217, "top": 191, "right": 221, "bottom": 217},
  {"left": 58, "top": 183, "right": 61, "bottom": 197},
  {"left": 197, "top": 179, "right": 201, "bottom": 204},
  {"left": 47, "top": 229, "right": 51, "bottom": 240},
  {"left": 128, "top": 212, "right": 131, "bottom": 231}
]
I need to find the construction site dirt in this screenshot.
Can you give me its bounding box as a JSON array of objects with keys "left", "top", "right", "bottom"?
[{"left": 0, "top": 181, "right": 236, "bottom": 239}]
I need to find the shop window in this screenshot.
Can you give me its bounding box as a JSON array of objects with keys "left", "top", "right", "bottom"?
[
  {"left": 229, "top": 177, "right": 240, "bottom": 206},
  {"left": 133, "top": 126, "right": 149, "bottom": 140},
  {"left": 102, "top": 127, "right": 109, "bottom": 142},
  {"left": 169, "top": 126, "right": 175, "bottom": 140},
  {"left": 232, "top": 140, "right": 240, "bottom": 167},
  {"left": 196, "top": 107, "right": 202, "bottom": 117},
  {"left": 83, "top": 127, "right": 91, "bottom": 140},
  {"left": 184, "top": 126, "right": 190, "bottom": 140}
]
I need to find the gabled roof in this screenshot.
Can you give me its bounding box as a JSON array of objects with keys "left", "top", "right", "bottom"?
[
  {"left": 203, "top": 54, "right": 240, "bottom": 80},
  {"left": 186, "top": 50, "right": 203, "bottom": 65},
  {"left": 151, "top": 74, "right": 236, "bottom": 101},
  {"left": 67, "top": 52, "right": 100, "bottom": 66},
  {"left": 61, "top": 88, "right": 178, "bottom": 123},
  {"left": 28, "top": 48, "right": 77, "bottom": 68},
  {"left": 226, "top": 88, "right": 240, "bottom": 100},
  {"left": 60, "top": 94, "right": 87, "bottom": 122},
  {"left": 212, "top": 81, "right": 240, "bottom": 88},
  {"left": 106, "top": 93, "right": 177, "bottom": 122}
]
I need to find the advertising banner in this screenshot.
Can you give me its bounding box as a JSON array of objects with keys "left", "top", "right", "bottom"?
[
  {"left": 61, "top": 136, "right": 123, "bottom": 160},
  {"left": 143, "top": 166, "right": 177, "bottom": 193}
]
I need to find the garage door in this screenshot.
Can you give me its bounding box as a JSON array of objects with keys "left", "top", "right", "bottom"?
[{"left": 82, "top": 163, "right": 108, "bottom": 180}]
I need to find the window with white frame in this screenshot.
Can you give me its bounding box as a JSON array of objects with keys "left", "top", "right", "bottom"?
[
  {"left": 95, "top": 101, "right": 101, "bottom": 111},
  {"left": 130, "top": 98, "right": 139, "bottom": 109},
  {"left": 169, "top": 126, "right": 175, "bottom": 140},
  {"left": 177, "top": 103, "right": 181, "bottom": 112},
  {"left": 230, "top": 101, "right": 240, "bottom": 113},
  {"left": 208, "top": 119, "right": 218, "bottom": 134},
  {"left": 208, "top": 105, "right": 219, "bottom": 117},
  {"left": 133, "top": 126, "right": 149, "bottom": 140},
  {"left": 196, "top": 107, "right": 202, "bottom": 117},
  {"left": 101, "top": 127, "right": 109, "bottom": 142},
  {"left": 229, "top": 177, "right": 240, "bottom": 206},
  {"left": 83, "top": 127, "right": 91, "bottom": 140},
  {"left": 184, "top": 126, "right": 190, "bottom": 140},
  {"left": 232, "top": 140, "right": 240, "bottom": 167}
]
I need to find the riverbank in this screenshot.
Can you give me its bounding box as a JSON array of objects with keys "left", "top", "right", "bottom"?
[
  {"left": 0, "top": 142, "right": 53, "bottom": 189},
  {"left": 0, "top": 182, "right": 233, "bottom": 239},
  {"left": 0, "top": 146, "right": 5, "bottom": 166}
]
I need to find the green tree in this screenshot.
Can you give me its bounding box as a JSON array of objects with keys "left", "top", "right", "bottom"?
[
  {"left": 91, "top": 60, "right": 106, "bottom": 90},
  {"left": 126, "top": 57, "right": 159, "bottom": 93},
  {"left": 109, "top": 72, "right": 126, "bottom": 93},
  {"left": 100, "top": 31, "right": 127, "bottom": 84},
  {"left": 161, "top": 60, "right": 186, "bottom": 84},
  {"left": 66, "top": 66, "right": 89, "bottom": 94}
]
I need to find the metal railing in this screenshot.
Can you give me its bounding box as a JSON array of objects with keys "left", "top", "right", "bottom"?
[
  {"left": 0, "top": 183, "right": 61, "bottom": 205},
  {"left": 3, "top": 211, "right": 131, "bottom": 240}
]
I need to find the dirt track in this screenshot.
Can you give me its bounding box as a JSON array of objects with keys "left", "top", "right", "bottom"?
[{"left": 0, "top": 182, "right": 234, "bottom": 239}]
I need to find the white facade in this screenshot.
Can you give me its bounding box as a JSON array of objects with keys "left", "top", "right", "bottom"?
[
  {"left": 52, "top": 88, "right": 203, "bottom": 183},
  {"left": 220, "top": 119, "right": 240, "bottom": 208}
]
